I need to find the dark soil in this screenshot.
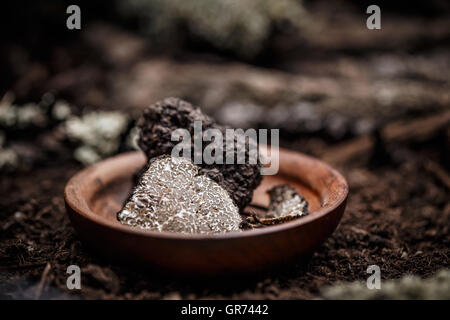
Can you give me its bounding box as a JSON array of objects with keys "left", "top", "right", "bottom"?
[{"left": 1, "top": 130, "right": 448, "bottom": 299}]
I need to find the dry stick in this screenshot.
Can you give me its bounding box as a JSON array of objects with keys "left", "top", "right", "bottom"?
[
  {"left": 424, "top": 161, "right": 450, "bottom": 190},
  {"left": 0, "top": 262, "right": 47, "bottom": 270},
  {"left": 34, "top": 262, "right": 51, "bottom": 300},
  {"left": 321, "top": 110, "right": 450, "bottom": 165}
]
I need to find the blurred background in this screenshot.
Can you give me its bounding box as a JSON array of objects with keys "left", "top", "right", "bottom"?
[{"left": 0, "top": 0, "right": 449, "bottom": 299}]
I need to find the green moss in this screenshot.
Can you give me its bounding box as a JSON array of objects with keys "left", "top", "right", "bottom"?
[{"left": 52, "top": 101, "right": 72, "bottom": 120}]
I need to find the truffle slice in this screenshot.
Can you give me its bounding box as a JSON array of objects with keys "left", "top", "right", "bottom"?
[
  {"left": 117, "top": 155, "right": 241, "bottom": 234},
  {"left": 137, "top": 97, "right": 262, "bottom": 210},
  {"left": 267, "top": 185, "right": 309, "bottom": 219}
]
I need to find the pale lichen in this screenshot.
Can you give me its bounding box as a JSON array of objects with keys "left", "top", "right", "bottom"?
[
  {"left": 52, "top": 101, "right": 72, "bottom": 120},
  {"left": 119, "top": 0, "right": 309, "bottom": 58},
  {"left": 321, "top": 269, "right": 450, "bottom": 300},
  {"left": 125, "top": 126, "right": 140, "bottom": 150},
  {"left": 0, "top": 130, "right": 18, "bottom": 170},
  {"left": 64, "top": 111, "right": 129, "bottom": 165}
]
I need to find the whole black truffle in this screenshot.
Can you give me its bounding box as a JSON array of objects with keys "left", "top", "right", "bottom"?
[{"left": 138, "top": 97, "right": 262, "bottom": 210}]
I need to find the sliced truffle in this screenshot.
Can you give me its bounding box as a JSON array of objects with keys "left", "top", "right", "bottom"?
[
  {"left": 117, "top": 155, "right": 241, "bottom": 234},
  {"left": 137, "top": 97, "right": 262, "bottom": 210},
  {"left": 244, "top": 184, "right": 309, "bottom": 227},
  {"left": 267, "top": 185, "right": 309, "bottom": 218}
]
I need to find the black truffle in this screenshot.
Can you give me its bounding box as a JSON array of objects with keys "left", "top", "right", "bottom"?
[{"left": 138, "top": 97, "right": 262, "bottom": 210}]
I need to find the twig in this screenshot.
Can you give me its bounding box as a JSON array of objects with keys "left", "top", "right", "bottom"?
[
  {"left": 34, "top": 262, "right": 51, "bottom": 300},
  {"left": 321, "top": 110, "right": 450, "bottom": 164},
  {"left": 0, "top": 262, "right": 47, "bottom": 270}
]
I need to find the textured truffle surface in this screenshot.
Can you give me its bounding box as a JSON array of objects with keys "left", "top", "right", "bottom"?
[
  {"left": 117, "top": 156, "right": 241, "bottom": 234},
  {"left": 138, "top": 97, "right": 262, "bottom": 210},
  {"left": 242, "top": 184, "right": 309, "bottom": 228},
  {"left": 267, "top": 184, "right": 309, "bottom": 218}
]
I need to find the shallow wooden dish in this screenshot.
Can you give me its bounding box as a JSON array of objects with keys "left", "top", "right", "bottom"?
[{"left": 65, "top": 148, "right": 348, "bottom": 275}]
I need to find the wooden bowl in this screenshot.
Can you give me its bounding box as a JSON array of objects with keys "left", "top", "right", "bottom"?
[{"left": 65, "top": 148, "right": 348, "bottom": 275}]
